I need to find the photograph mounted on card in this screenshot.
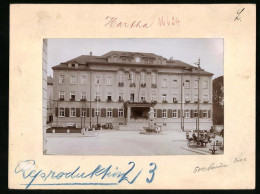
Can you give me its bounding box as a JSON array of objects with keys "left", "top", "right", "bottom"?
[{"left": 9, "top": 4, "right": 255, "bottom": 190}]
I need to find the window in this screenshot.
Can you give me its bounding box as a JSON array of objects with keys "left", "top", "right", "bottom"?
[
  {"left": 154, "top": 109, "right": 157, "bottom": 118},
  {"left": 81, "top": 108, "right": 86, "bottom": 117},
  {"left": 194, "top": 80, "right": 198, "bottom": 88},
  {"left": 185, "top": 110, "right": 190, "bottom": 118},
  {"left": 59, "top": 107, "right": 65, "bottom": 117},
  {"left": 141, "top": 72, "right": 146, "bottom": 84},
  {"left": 173, "top": 80, "right": 178, "bottom": 88},
  {"left": 185, "top": 94, "right": 190, "bottom": 102},
  {"left": 107, "top": 92, "right": 112, "bottom": 101},
  {"left": 203, "top": 110, "right": 208, "bottom": 118},
  {"left": 95, "top": 76, "right": 101, "bottom": 85},
  {"left": 81, "top": 92, "right": 86, "bottom": 100},
  {"left": 151, "top": 94, "right": 156, "bottom": 101},
  {"left": 162, "top": 94, "right": 167, "bottom": 102},
  {"left": 119, "top": 93, "right": 123, "bottom": 101},
  {"left": 203, "top": 95, "right": 208, "bottom": 102},
  {"left": 106, "top": 77, "right": 112, "bottom": 86},
  {"left": 96, "top": 92, "right": 100, "bottom": 101},
  {"left": 162, "top": 109, "right": 167, "bottom": 118},
  {"left": 71, "top": 63, "right": 76, "bottom": 68},
  {"left": 70, "top": 75, "right": 76, "bottom": 84},
  {"left": 118, "top": 109, "right": 124, "bottom": 117},
  {"left": 119, "top": 72, "right": 124, "bottom": 83},
  {"left": 70, "top": 108, "right": 76, "bottom": 117},
  {"left": 70, "top": 92, "right": 76, "bottom": 100},
  {"left": 141, "top": 96, "right": 146, "bottom": 102},
  {"left": 81, "top": 76, "right": 87, "bottom": 84},
  {"left": 130, "top": 93, "right": 134, "bottom": 102},
  {"left": 203, "top": 81, "right": 208, "bottom": 89},
  {"left": 95, "top": 108, "right": 100, "bottom": 116},
  {"left": 59, "top": 91, "right": 65, "bottom": 99},
  {"left": 194, "top": 110, "right": 198, "bottom": 118},
  {"left": 185, "top": 80, "right": 190, "bottom": 88},
  {"left": 113, "top": 56, "right": 118, "bottom": 62},
  {"left": 151, "top": 73, "right": 156, "bottom": 84},
  {"left": 194, "top": 94, "right": 198, "bottom": 102},
  {"left": 173, "top": 96, "right": 177, "bottom": 102},
  {"left": 162, "top": 79, "right": 167, "bottom": 87},
  {"left": 59, "top": 75, "right": 65, "bottom": 84},
  {"left": 129, "top": 72, "right": 135, "bottom": 83},
  {"left": 106, "top": 108, "right": 112, "bottom": 117},
  {"left": 172, "top": 110, "right": 177, "bottom": 118}
]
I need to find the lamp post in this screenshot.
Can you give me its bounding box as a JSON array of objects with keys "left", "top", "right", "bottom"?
[{"left": 195, "top": 58, "right": 202, "bottom": 137}]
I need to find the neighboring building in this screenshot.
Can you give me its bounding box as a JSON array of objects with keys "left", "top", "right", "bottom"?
[
  {"left": 47, "top": 76, "right": 53, "bottom": 123},
  {"left": 42, "top": 39, "right": 48, "bottom": 153},
  {"left": 52, "top": 51, "right": 213, "bottom": 131}
]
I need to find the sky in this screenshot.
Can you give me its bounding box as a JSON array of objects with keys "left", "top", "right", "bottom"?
[{"left": 47, "top": 39, "right": 223, "bottom": 78}]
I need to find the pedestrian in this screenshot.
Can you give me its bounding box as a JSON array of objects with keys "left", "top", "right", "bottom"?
[{"left": 81, "top": 128, "right": 85, "bottom": 135}]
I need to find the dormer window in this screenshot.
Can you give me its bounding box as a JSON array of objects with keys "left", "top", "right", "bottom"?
[
  {"left": 112, "top": 56, "right": 119, "bottom": 63},
  {"left": 72, "top": 64, "right": 75, "bottom": 68}
]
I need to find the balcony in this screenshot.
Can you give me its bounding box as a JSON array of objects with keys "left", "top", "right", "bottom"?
[
  {"left": 80, "top": 98, "right": 87, "bottom": 102},
  {"left": 118, "top": 99, "right": 124, "bottom": 102},
  {"left": 70, "top": 97, "right": 75, "bottom": 101},
  {"left": 151, "top": 84, "right": 157, "bottom": 88},
  {"left": 162, "top": 100, "right": 168, "bottom": 103},
  {"left": 194, "top": 100, "right": 199, "bottom": 103},
  {"left": 173, "top": 100, "right": 178, "bottom": 103},
  {"left": 130, "top": 83, "right": 136, "bottom": 87},
  {"left": 59, "top": 97, "right": 64, "bottom": 101},
  {"left": 118, "top": 82, "right": 124, "bottom": 87},
  {"left": 203, "top": 100, "right": 209, "bottom": 104},
  {"left": 185, "top": 100, "right": 190, "bottom": 103},
  {"left": 141, "top": 83, "right": 146, "bottom": 87}
]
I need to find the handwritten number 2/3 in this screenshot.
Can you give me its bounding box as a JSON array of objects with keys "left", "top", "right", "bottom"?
[{"left": 146, "top": 163, "right": 157, "bottom": 183}]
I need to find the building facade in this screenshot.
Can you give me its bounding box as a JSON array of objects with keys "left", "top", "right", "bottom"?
[
  {"left": 47, "top": 76, "right": 53, "bottom": 123},
  {"left": 52, "top": 51, "right": 213, "bottom": 131}
]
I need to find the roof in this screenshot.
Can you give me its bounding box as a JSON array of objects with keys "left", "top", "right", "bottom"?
[
  {"left": 47, "top": 76, "right": 53, "bottom": 85},
  {"left": 52, "top": 51, "right": 213, "bottom": 76}
]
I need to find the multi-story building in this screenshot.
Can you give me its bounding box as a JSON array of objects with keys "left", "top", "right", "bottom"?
[
  {"left": 52, "top": 51, "right": 213, "bottom": 131},
  {"left": 47, "top": 76, "right": 53, "bottom": 123}
]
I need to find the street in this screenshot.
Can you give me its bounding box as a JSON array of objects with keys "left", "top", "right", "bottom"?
[{"left": 46, "top": 130, "right": 200, "bottom": 155}]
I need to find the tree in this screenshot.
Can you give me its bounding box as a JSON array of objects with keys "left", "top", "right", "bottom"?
[{"left": 213, "top": 76, "right": 224, "bottom": 125}]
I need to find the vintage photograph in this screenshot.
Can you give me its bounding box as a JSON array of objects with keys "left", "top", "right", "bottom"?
[{"left": 43, "top": 38, "right": 224, "bottom": 155}]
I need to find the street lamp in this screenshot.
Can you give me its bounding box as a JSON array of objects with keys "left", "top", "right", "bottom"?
[{"left": 195, "top": 58, "right": 202, "bottom": 137}]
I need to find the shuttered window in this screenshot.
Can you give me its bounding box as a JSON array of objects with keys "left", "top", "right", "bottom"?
[
  {"left": 65, "top": 108, "right": 69, "bottom": 117},
  {"left": 190, "top": 110, "right": 194, "bottom": 118},
  {"left": 87, "top": 108, "right": 90, "bottom": 117},
  {"left": 76, "top": 108, "right": 80, "bottom": 117},
  {"left": 167, "top": 109, "right": 172, "bottom": 118},
  {"left": 178, "top": 110, "right": 180, "bottom": 118},
  {"left": 157, "top": 109, "right": 162, "bottom": 118},
  {"left": 101, "top": 108, "right": 106, "bottom": 117},
  {"left": 208, "top": 110, "right": 211, "bottom": 118},
  {"left": 113, "top": 108, "right": 118, "bottom": 117}
]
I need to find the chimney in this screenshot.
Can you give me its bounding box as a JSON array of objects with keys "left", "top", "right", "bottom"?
[
  {"left": 90, "top": 51, "right": 92, "bottom": 56},
  {"left": 169, "top": 57, "right": 173, "bottom": 61}
]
